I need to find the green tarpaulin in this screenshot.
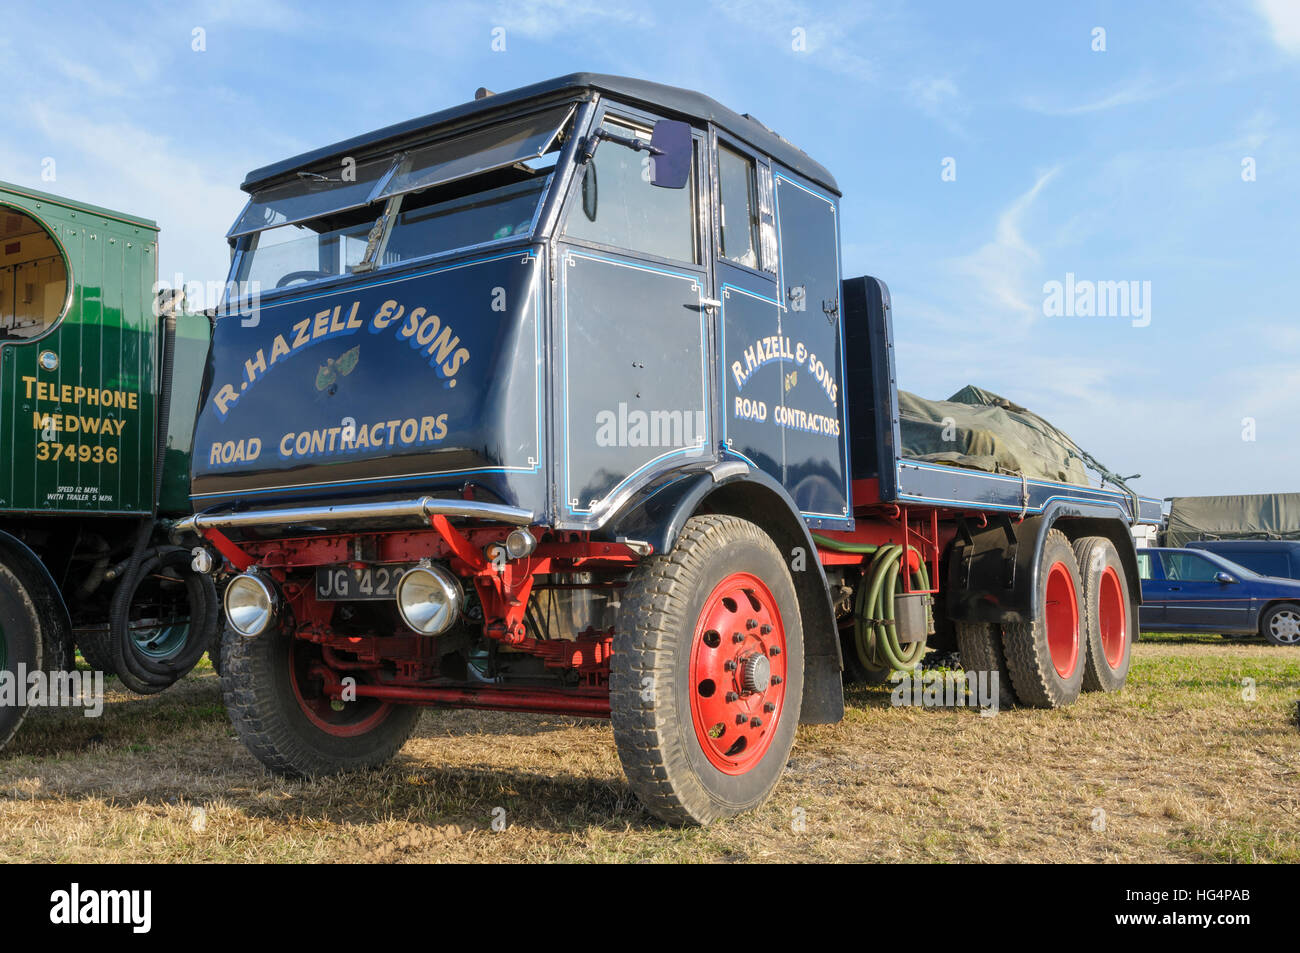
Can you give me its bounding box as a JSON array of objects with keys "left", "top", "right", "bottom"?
[
  {"left": 1164, "top": 494, "right": 1300, "bottom": 547},
  {"left": 899, "top": 386, "right": 1091, "bottom": 486}
]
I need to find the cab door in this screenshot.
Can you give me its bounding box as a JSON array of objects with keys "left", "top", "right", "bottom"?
[
  {"left": 554, "top": 106, "right": 713, "bottom": 528},
  {"left": 713, "top": 137, "right": 784, "bottom": 488},
  {"left": 772, "top": 169, "right": 849, "bottom": 526}
]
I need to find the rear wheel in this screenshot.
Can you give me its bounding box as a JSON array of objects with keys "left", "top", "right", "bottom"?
[
  {"left": 0, "top": 562, "right": 42, "bottom": 750},
  {"left": 222, "top": 621, "right": 421, "bottom": 777},
  {"left": 1073, "top": 537, "right": 1134, "bottom": 692},
  {"left": 611, "top": 515, "right": 804, "bottom": 825},
  {"left": 1002, "top": 529, "right": 1085, "bottom": 708},
  {"left": 954, "top": 621, "right": 1018, "bottom": 708},
  {"left": 1261, "top": 603, "right": 1300, "bottom": 647}
]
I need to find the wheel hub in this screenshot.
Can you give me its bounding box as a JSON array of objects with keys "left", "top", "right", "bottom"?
[
  {"left": 740, "top": 652, "right": 771, "bottom": 694},
  {"left": 689, "top": 572, "right": 788, "bottom": 775},
  {"left": 1271, "top": 611, "right": 1300, "bottom": 643}
]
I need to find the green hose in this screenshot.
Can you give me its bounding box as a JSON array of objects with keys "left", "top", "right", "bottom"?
[
  {"left": 844, "top": 542, "right": 931, "bottom": 674},
  {"left": 814, "top": 533, "right": 932, "bottom": 673},
  {"left": 811, "top": 533, "right": 879, "bottom": 555}
]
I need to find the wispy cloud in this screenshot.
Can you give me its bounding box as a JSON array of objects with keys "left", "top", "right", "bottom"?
[
  {"left": 1021, "top": 76, "right": 1183, "bottom": 116},
  {"left": 951, "top": 167, "right": 1058, "bottom": 321},
  {"left": 1256, "top": 0, "right": 1300, "bottom": 54}
]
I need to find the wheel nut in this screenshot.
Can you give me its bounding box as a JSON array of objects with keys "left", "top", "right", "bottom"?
[
  {"left": 750, "top": 717, "right": 763, "bottom": 728},
  {"left": 736, "top": 714, "right": 747, "bottom": 725},
  {"left": 764, "top": 702, "right": 775, "bottom": 712},
  {"left": 725, "top": 692, "right": 739, "bottom": 703},
  {"left": 746, "top": 618, "right": 757, "bottom": 629},
  {"left": 732, "top": 632, "right": 745, "bottom": 643},
  {"left": 761, "top": 624, "right": 772, "bottom": 634},
  {"left": 724, "top": 659, "right": 737, "bottom": 672},
  {"left": 769, "top": 646, "right": 781, "bottom": 656},
  {"left": 771, "top": 675, "right": 782, "bottom": 685}
]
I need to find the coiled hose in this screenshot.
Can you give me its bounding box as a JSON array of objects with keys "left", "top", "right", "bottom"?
[
  {"left": 813, "top": 534, "right": 931, "bottom": 674},
  {"left": 105, "top": 311, "right": 217, "bottom": 693}
]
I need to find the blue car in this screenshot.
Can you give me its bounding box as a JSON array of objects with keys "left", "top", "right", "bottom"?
[{"left": 1138, "top": 547, "right": 1300, "bottom": 645}]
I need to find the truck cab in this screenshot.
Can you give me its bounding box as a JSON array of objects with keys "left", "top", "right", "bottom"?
[{"left": 192, "top": 75, "right": 849, "bottom": 530}]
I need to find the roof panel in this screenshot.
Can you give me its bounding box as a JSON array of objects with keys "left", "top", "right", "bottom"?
[{"left": 240, "top": 73, "right": 839, "bottom": 195}]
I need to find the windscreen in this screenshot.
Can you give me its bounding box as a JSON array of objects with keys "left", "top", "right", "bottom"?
[{"left": 227, "top": 105, "right": 574, "bottom": 299}]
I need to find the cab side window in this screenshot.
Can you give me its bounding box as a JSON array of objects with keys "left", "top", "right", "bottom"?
[
  {"left": 565, "top": 118, "right": 696, "bottom": 263},
  {"left": 1136, "top": 553, "right": 1153, "bottom": 580},
  {"left": 718, "top": 144, "right": 759, "bottom": 268}
]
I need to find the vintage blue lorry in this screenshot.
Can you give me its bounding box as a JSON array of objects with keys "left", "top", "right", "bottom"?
[{"left": 177, "top": 74, "right": 1162, "bottom": 824}]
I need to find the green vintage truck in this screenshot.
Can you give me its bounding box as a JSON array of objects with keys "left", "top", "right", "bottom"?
[{"left": 0, "top": 180, "right": 217, "bottom": 749}]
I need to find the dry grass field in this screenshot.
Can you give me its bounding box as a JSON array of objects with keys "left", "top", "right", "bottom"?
[{"left": 1, "top": 632, "right": 1296, "bottom": 863}]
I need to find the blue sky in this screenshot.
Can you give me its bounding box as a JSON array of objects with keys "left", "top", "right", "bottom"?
[{"left": 2, "top": 0, "right": 1297, "bottom": 498}]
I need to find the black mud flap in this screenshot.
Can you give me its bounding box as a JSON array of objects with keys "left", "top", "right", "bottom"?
[{"left": 800, "top": 653, "right": 846, "bottom": 724}]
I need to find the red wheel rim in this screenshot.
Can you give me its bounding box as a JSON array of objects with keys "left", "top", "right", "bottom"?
[
  {"left": 689, "top": 572, "right": 788, "bottom": 775},
  {"left": 1097, "top": 565, "right": 1127, "bottom": 669},
  {"left": 1044, "top": 562, "right": 1080, "bottom": 679},
  {"left": 288, "top": 639, "right": 393, "bottom": 737}
]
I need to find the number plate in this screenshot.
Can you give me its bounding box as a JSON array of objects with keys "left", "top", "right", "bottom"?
[{"left": 315, "top": 565, "right": 410, "bottom": 601}]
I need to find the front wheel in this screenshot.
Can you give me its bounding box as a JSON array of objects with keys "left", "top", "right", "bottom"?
[
  {"left": 222, "top": 622, "right": 421, "bottom": 777},
  {"left": 611, "top": 515, "right": 804, "bottom": 825},
  {"left": 1261, "top": 603, "right": 1300, "bottom": 647}
]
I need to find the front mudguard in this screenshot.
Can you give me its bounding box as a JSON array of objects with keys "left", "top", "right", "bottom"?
[{"left": 597, "top": 461, "right": 845, "bottom": 724}]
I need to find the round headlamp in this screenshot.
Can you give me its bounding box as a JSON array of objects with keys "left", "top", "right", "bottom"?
[
  {"left": 396, "top": 564, "right": 463, "bottom": 635},
  {"left": 224, "top": 572, "right": 277, "bottom": 638},
  {"left": 504, "top": 528, "right": 537, "bottom": 560}
]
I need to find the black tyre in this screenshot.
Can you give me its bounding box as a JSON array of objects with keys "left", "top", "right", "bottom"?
[
  {"left": 954, "top": 621, "right": 1018, "bottom": 708},
  {"left": 1001, "top": 529, "right": 1085, "bottom": 708},
  {"left": 610, "top": 515, "right": 804, "bottom": 825},
  {"left": 1072, "top": 537, "right": 1135, "bottom": 692},
  {"left": 76, "top": 625, "right": 117, "bottom": 675},
  {"left": 208, "top": 622, "right": 226, "bottom": 677},
  {"left": 0, "top": 562, "right": 42, "bottom": 750},
  {"left": 222, "top": 621, "right": 421, "bottom": 777},
  {"left": 1260, "top": 603, "right": 1300, "bottom": 647}
]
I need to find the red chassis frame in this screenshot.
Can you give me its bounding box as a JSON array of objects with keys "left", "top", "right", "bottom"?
[
  {"left": 196, "top": 486, "right": 962, "bottom": 720},
  {"left": 201, "top": 519, "right": 639, "bottom": 719}
]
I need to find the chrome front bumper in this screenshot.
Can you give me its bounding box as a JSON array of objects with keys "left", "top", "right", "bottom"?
[{"left": 172, "top": 495, "right": 536, "bottom": 539}]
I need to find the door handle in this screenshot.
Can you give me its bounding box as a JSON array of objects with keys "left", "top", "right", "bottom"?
[{"left": 699, "top": 297, "right": 722, "bottom": 311}]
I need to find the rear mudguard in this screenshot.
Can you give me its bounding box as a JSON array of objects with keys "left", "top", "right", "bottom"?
[
  {"left": 599, "top": 461, "right": 845, "bottom": 724},
  {"left": 947, "top": 500, "right": 1142, "bottom": 625},
  {"left": 0, "top": 529, "right": 75, "bottom": 671}
]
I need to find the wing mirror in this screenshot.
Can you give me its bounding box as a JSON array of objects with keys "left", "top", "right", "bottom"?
[
  {"left": 1214, "top": 571, "right": 1237, "bottom": 584},
  {"left": 649, "top": 119, "right": 692, "bottom": 189}
]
